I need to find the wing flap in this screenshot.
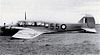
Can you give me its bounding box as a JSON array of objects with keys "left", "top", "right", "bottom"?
[{"left": 12, "top": 29, "right": 45, "bottom": 39}]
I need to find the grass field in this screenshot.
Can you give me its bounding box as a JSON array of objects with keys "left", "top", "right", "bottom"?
[{"left": 0, "top": 24, "right": 100, "bottom": 55}]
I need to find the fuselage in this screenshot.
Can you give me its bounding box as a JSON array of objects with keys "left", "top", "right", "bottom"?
[{"left": 15, "top": 20, "right": 86, "bottom": 31}]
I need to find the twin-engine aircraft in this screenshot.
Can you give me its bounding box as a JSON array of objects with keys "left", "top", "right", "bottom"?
[{"left": 0, "top": 13, "right": 96, "bottom": 39}]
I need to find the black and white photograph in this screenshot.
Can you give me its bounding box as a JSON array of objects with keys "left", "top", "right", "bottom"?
[{"left": 0, "top": 0, "right": 100, "bottom": 55}]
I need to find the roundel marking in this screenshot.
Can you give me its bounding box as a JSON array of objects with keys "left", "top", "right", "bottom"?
[{"left": 61, "top": 24, "right": 67, "bottom": 30}]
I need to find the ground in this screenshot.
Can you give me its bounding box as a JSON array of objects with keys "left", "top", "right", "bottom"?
[{"left": 0, "top": 24, "right": 100, "bottom": 55}]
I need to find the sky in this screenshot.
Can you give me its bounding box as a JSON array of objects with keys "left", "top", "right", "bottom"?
[{"left": 0, "top": 0, "right": 100, "bottom": 25}]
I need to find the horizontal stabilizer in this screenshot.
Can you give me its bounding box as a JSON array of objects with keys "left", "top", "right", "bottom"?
[
  {"left": 82, "top": 28, "right": 96, "bottom": 33},
  {"left": 12, "top": 29, "right": 45, "bottom": 39}
]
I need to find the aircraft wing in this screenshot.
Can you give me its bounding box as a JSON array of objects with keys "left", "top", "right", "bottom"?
[
  {"left": 12, "top": 29, "right": 46, "bottom": 39},
  {"left": 10, "top": 27, "right": 55, "bottom": 39}
]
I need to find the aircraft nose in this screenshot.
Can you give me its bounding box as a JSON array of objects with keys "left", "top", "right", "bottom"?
[{"left": 1, "top": 27, "right": 6, "bottom": 31}]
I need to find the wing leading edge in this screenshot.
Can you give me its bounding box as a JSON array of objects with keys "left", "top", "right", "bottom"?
[
  {"left": 12, "top": 29, "right": 46, "bottom": 39},
  {"left": 11, "top": 26, "right": 55, "bottom": 39}
]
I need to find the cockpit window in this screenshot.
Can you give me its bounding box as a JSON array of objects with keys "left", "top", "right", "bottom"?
[
  {"left": 27, "top": 22, "right": 32, "bottom": 25},
  {"left": 18, "top": 21, "right": 26, "bottom": 26},
  {"left": 17, "top": 21, "right": 36, "bottom": 26}
]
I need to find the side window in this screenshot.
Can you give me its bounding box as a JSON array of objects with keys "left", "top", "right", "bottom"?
[
  {"left": 41, "top": 23, "right": 45, "bottom": 26},
  {"left": 45, "top": 23, "right": 49, "bottom": 28},
  {"left": 19, "top": 21, "right": 26, "bottom": 26},
  {"left": 37, "top": 22, "right": 41, "bottom": 26},
  {"left": 31, "top": 23, "right": 35, "bottom": 26},
  {"left": 17, "top": 22, "right": 23, "bottom": 26},
  {"left": 27, "top": 22, "right": 32, "bottom": 26},
  {"left": 22, "top": 21, "right": 27, "bottom": 26},
  {"left": 17, "top": 21, "right": 27, "bottom": 26}
]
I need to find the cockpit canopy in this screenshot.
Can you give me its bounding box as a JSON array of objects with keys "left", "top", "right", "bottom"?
[
  {"left": 17, "top": 21, "right": 46, "bottom": 27},
  {"left": 17, "top": 21, "right": 35, "bottom": 26}
]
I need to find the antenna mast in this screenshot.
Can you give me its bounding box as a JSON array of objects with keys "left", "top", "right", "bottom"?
[{"left": 25, "top": 12, "right": 26, "bottom": 20}]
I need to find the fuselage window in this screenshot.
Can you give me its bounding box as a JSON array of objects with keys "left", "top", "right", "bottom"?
[
  {"left": 27, "top": 22, "right": 32, "bottom": 25},
  {"left": 44, "top": 23, "right": 49, "bottom": 28},
  {"left": 45, "top": 24, "right": 49, "bottom": 26},
  {"left": 18, "top": 21, "right": 26, "bottom": 26},
  {"left": 41, "top": 23, "right": 45, "bottom": 26},
  {"left": 37, "top": 22, "right": 41, "bottom": 26},
  {"left": 31, "top": 23, "right": 35, "bottom": 26}
]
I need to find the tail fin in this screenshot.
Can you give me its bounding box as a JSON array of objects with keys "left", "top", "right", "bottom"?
[
  {"left": 79, "top": 14, "right": 96, "bottom": 33},
  {"left": 79, "top": 14, "right": 95, "bottom": 28}
]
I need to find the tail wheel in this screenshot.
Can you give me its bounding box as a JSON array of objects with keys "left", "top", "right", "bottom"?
[
  {"left": 85, "top": 17, "right": 95, "bottom": 28},
  {"left": 61, "top": 24, "right": 67, "bottom": 31}
]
